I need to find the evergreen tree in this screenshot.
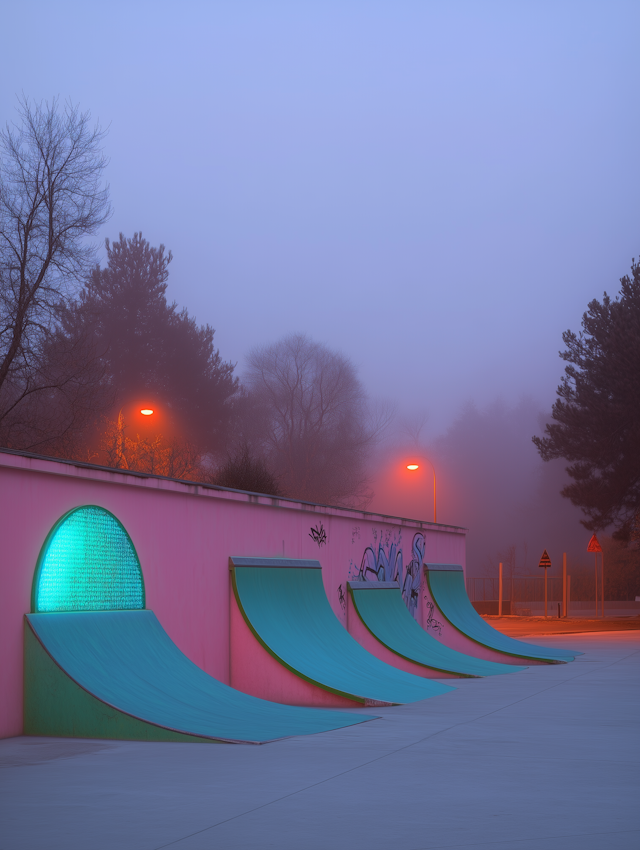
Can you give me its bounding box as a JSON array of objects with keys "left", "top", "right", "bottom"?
[
  {"left": 62, "top": 233, "right": 238, "bottom": 455},
  {"left": 533, "top": 258, "right": 640, "bottom": 542}
]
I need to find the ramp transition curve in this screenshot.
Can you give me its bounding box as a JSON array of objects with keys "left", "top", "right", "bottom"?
[
  {"left": 426, "top": 565, "right": 581, "bottom": 663},
  {"left": 348, "top": 581, "right": 526, "bottom": 677},
  {"left": 24, "top": 610, "right": 378, "bottom": 744},
  {"left": 230, "top": 557, "right": 455, "bottom": 705}
]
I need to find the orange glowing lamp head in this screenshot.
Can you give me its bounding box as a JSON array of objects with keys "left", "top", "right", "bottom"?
[
  {"left": 140, "top": 408, "right": 154, "bottom": 416},
  {"left": 406, "top": 463, "right": 419, "bottom": 471}
]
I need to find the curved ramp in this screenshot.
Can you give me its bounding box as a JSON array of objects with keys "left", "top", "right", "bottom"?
[
  {"left": 426, "top": 565, "right": 581, "bottom": 663},
  {"left": 230, "top": 558, "right": 454, "bottom": 705},
  {"left": 349, "top": 582, "right": 526, "bottom": 677},
  {"left": 24, "top": 611, "right": 377, "bottom": 744}
]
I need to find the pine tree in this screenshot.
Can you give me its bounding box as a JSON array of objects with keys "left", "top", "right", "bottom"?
[
  {"left": 62, "top": 233, "right": 238, "bottom": 456},
  {"left": 533, "top": 258, "right": 640, "bottom": 542}
]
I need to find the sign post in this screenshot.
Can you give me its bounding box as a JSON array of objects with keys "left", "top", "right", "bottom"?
[
  {"left": 587, "top": 534, "right": 603, "bottom": 618},
  {"left": 538, "top": 549, "right": 551, "bottom": 617},
  {"left": 562, "top": 553, "right": 567, "bottom": 618}
]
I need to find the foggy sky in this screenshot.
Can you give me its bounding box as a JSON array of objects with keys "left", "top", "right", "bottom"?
[
  {"left": 367, "top": 399, "right": 593, "bottom": 576},
  {"left": 3, "top": 1, "right": 637, "bottom": 433},
  {"left": 2, "top": 2, "right": 638, "bottom": 561}
]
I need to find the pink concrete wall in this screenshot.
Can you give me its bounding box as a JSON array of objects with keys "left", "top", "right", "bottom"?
[{"left": 0, "top": 451, "right": 466, "bottom": 739}]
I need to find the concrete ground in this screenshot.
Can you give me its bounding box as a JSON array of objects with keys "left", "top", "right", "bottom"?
[{"left": 1, "top": 631, "right": 638, "bottom": 850}]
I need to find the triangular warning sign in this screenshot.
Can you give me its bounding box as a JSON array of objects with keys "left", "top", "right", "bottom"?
[
  {"left": 587, "top": 534, "right": 602, "bottom": 553},
  {"left": 538, "top": 549, "right": 552, "bottom": 568}
]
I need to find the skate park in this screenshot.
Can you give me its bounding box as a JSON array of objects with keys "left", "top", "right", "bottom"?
[{"left": 1, "top": 447, "right": 638, "bottom": 848}]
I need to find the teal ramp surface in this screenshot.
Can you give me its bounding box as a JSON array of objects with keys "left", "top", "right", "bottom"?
[
  {"left": 426, "top": 565, "right": 581, "bottom": 662},
  {"left": 349, "top": 582, "right": 526, "bottom": 677},
  {"left": 230, "top": 558, "right": 454, "bottom": 705},
  {"left": 25, "top": 611, "right": 377, "bottom": 744}
]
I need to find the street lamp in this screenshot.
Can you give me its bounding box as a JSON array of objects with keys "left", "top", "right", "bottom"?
[
  {"left": 406, "top": 460, "right": 437, "bottom": 523},
  {"left": 140, "top": 407, "right": 154, "bottom": 416}
]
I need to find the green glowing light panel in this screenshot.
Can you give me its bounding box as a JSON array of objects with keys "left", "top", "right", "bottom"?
[{"left": 32, "top": 506, "right": 145, "bottom": 613}]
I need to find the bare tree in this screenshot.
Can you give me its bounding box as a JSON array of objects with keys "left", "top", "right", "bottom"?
[
  {"left": 243, "top": 333, "right": 388, "bottom": 506},
  {"left": 0, "top": 327, "right": 110, "bottom": 455},
  {"left": 99, "top": 412, "right": 202, "bottom": 480},
  {"left": 399, "top": 410, "right": 430, "bottom": 448},
  {"left": 214, "top": 441, "right": 282, "bottom": 496},
  {"left": 0, "top": 96, "right": 111, "bottom": 446}
]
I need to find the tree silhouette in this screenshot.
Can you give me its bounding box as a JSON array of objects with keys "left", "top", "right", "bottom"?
[
  {"left": 242, "top": 333, "right": 385, "bottom": 506},
  {"left": 533, "top": 258, "right": 640, "bottom": 542},
  {"left": 214, "top": 442, "right": 282, "bottom": 496},
  {"left": 61, "top": 233, "right": 239, "bottom": 456},
  {"left": 0, "top": 97, "right": 111, "bottom": 449}
]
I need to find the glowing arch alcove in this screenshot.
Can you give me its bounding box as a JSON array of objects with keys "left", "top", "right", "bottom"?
[
  {"left": 31, "top": 505, "right": 145, "bottom": 613},
  {"left": 25, "top": 505, "right": 373, "bottom": 743}
]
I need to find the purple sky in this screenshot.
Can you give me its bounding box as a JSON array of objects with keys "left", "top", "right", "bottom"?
[{"left": 2, "top": 1, "right": 638, "bottom": 439}]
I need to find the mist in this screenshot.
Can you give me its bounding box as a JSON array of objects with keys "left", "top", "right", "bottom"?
[
  {"left": 1, "top": 2, "right": 637, "bottom": 568},
  {"left": 368, "top": 397, "right": 593, "bottom": 578}
]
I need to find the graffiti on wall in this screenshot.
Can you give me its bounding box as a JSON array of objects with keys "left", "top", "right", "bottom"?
[
  {"left": 309, "top": 522, "right": 327, "bottom": 547},
  {"left": 338, "top": 583, "right": 346, "bottom": 613},
  {"left": 349, "top": 529, "right": 426, "bottom": 619},
  {"left": 402, "top": 533, "right": 424, "bottom": 616},
  {"left": 423, "top": 598, "right": 444, "bottom": 635},
  {"left": 357, "top": 535, "right": 402, "bottom": 583}
]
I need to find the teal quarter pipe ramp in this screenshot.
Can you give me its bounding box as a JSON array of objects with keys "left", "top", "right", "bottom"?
[
  {"left": 25, "top": 505, "right": 377, "bottom": 744},
  {"left": 24, "top": 610, "right": 377, "bottom": 744},
  {"left": 230, "top": 557, "right": 454, "bottom": 705},
  {"left": 348, "top": 582, "right": 526, "bottom": 677},
  {"left": 426, "top": 565, "right": 580, "bottom": 663}
]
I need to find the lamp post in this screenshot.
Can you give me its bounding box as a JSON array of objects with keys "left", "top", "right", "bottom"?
[
  {"left": 114, "top": 405, "right": 155, "bottom": 469},
  {"left": 406, "top": 459, "right": 437, "bottom": 523}
]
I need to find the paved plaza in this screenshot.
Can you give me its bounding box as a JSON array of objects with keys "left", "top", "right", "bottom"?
[{"left": 1, "top": 631, "right": 638, "bottom": 850}]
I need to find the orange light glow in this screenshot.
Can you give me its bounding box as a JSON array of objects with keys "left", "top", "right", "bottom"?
[
  {"left": 406, "top": 463, "right": 419, "bottom": 470},
  {"left": 140, "top": 408, "right": 154, "bottom": 416}
]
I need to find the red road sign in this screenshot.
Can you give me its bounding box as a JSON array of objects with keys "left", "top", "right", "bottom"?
[
  {"left": 587, "top": 534, "right": 602, "bottom": 553},
  {"left": 538, "top": 549, "right": 551, "bottom": 569}
]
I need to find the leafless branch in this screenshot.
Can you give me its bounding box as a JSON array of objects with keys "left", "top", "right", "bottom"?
[{"left": 0, "top": 96, "right": 111, "bottom": 444}]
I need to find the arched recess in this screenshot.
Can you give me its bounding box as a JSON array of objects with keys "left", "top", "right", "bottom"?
[{"left": 32, "top": 506, "right": 145, "bottom": 613}]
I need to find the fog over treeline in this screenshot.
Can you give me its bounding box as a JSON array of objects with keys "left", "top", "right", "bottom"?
[
  {"left": 0, "top": 143, "right": 635, "bottom": 593},
  {"left": 2, "top": 0, "right": 638, "bottom": 601},
  {"left": 367, "top": 398, "right": 590, "bottom": 578},
  {"left": 0, "top": 174, "right": 633, "bottom": 592},
  {"left": 3, "top": 2, "right": 637, "bottom": 444}
]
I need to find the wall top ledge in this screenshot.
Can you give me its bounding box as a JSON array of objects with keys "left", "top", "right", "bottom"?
[{"left": 0, "top": 448, "right": 466, "bottom": 534}]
